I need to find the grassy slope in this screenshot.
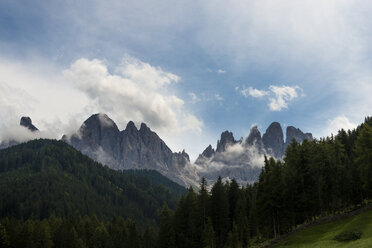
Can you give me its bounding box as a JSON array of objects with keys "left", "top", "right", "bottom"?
[{"left": 274, "top": 210, "right": 372, "bottom": 248}]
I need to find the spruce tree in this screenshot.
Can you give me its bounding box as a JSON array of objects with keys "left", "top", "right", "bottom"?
[{"left": 210, "top": 177, "right": 229, "bottom": 247}]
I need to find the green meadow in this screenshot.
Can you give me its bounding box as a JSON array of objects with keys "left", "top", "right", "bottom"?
[{"left": 274, "top": 210, "right": 372, "bottom": 248}]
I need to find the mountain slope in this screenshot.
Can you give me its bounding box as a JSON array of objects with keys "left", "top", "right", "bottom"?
[
  {"left": 62, "top": 113, "right": 198, "bottom": 187},
  {"left": 274, "top": 209, "right": 372, "bottom": 248},
  {"left": 0, "top": 139, "right": 186, "bottom": 227}
]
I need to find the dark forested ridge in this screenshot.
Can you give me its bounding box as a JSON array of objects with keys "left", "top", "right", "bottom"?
[
  {"left": 153, "top": 117, "right": 372, "bottom": 248},
  {"left": 0, "top": 139, "right": 186, "bottom": 227},
  {"left": 2, "top": 117, "right": 372, "bottom": 248}
]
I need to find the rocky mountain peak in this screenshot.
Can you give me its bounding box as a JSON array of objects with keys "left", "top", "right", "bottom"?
[
  {"left": 139, "top": 123, "right": 151, "bottom": 133},
  {"left": 216, "top": 131, "right": 236, "bottom": 153},
  {"left": 286, "top": 126, "right": 302, "bottom": 141},
  {"left": 305, "top": 133, "right": 313, "bottom": 140},
  {"left": 125, "top": 121, "right": 137, "bottom": 133},
  {"left": 180, "top": 149, "right": 190, "bottom": 162},
  {"left": 285, "top": 126, "right": 313, "bottom": 149},
  {"left": 83, "top": 113, "right": 119, "bottom": 132},
  {"left": 202, "top": 144, "right": 215, "bottom": 158},
  {"left": 262, "top": 122, "right": 284, "bottom": 158},
  {"left": 63, "top": 113, "right": 195, "bottom": 187},
  {"left": 20, "top": 116, "right": 38, "bottom": 132},
  {"left": 72, "top": 113, "right": 120, "bottom": 154},
  {"left": 246, "top": 126, "right": 262, "bottom": 145}
]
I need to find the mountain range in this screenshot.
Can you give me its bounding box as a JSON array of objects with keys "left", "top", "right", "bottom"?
[
  {"left": 61, "top": 113, "right": 197, "bottom": 187},
  {"left": 194, "top": 122, "right": 313, "bottom": 185},
  {"left": 1, "top": 114, "right": 313, "bottom": 187}
]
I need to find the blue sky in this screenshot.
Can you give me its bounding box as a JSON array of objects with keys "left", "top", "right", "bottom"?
[{"left": 1, "top": 0, "right": 372, "bottom": 160}]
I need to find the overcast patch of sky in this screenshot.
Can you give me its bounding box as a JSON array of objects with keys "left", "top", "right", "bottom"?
[{"left": 1, "top": 0, "right": 372, "bottom": 158}]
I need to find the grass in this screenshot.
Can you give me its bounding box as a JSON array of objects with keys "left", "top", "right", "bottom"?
[{"left": 274, "top": 209, "right": 372, "bottom": 248}]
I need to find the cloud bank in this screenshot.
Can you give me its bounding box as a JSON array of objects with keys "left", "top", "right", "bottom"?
[
  {"left": 64, "top": 56, "right": 203, "bottom": 135},
  {"left": 0, "top": 56, "right": 204, "bottom": 158},
  {"left": 194, "top": 141, "right": 265, "bottom": 185}
]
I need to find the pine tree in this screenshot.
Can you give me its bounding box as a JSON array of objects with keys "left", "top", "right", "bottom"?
[
  {"left": 224, "top": 223, "right": 242, "bottom": 248},
  {"left": 201, "top": 218, "right": 215, "bottom": 248},
  {"left": 198, "top": 177, "right": 209, "bottom": 231},
  {"left": 0, "top": 223, "right": 10, "bottom": 248},
  {"left": 143, "top": 226, "right": 157, "bottom": 248},
  {"left": 354, "top": 123, "right": 372, "bottom": 198},
  {"left": 31, "top": 220, "right": 54, "bottom": 248},
  {"left": 228, "top": 179, "right": 240, "bottom": 229},
  {"left": 157, "top": 205, "right": 176, "bottom": 248},
  {"left": 210, "top": 177, "right": 229, "bottom": 247}
]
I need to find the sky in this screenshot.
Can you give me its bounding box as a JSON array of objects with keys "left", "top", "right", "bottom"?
[{"left": 1, "top": 0, "right": 372, "bottom": 161}]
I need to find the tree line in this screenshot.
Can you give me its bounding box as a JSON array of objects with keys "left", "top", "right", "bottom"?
[
  {"left": 2, "top": 118, "right": 372, "bottom": 247},
  {"left": 156, "top": 117, "right": 372, "bottom": 247},
  {"left": 0, "top": 139, "right": 185, "bottom": 229},
  {"left": 0, "top": 215, "right": 152, "bottom": 248}
]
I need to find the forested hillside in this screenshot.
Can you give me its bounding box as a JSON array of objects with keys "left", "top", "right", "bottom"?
[
  {"left": 2, "top": 117, "right": 372, "bottom": 248},
  {"left": 153, "top": 117, "right": 372, "bottom": 248},
  {"left": 0, "top": 139, "right": 186, "bottom": 228}
]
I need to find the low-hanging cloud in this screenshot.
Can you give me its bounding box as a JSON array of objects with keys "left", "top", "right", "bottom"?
[
  {"left": 64, "top": 56, "right": 203, "bottom": 135},
  {"left": 194, "top": 141, "right": 265, "bottom": 185},
  {"left": 195, "top": 142, "right": 266, "bottom": 172},
  {"left": 0, "top": 82, "right": 53, "bottom": 144}
]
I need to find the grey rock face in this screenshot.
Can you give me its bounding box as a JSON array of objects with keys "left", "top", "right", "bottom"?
[
  {"left": 195, "top": 128, "right": 266, "bottom": 186},
  {"left": 202, "top": 145, "right": 215, "bottom": 158},
  {"left": 216, "top": 131, "right": 236, "bottom": 153},
  {"left": 63, "top": 113, "right": 196, "bottom": 187},
  {"left": 262, "top": 122, "right": 284, "bottom": 158},
  {"left": 195, "top": 122, "right": 313, "bottom": 186},
  {"left": 64, "top": 114, "right": 314, "bottom": 187},
  {"left": 64, "top": 113, "right": 121, "bottom": 166},
  {"left": 285, "top": 126, "right": 313, "bottom": 150},
  {"left": 305, "top": 133, "right": 313, "bottom": 140},
  {"left": 195, "top": 145, "right": 215, "bottom": 165},
  {"left": 20, "top": 116, "right": 38, "bottom": 132},
  {"left": 245, "top": 126, "right": 264, "bottom": 152}
]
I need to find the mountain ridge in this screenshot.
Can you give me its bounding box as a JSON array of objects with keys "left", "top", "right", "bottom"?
[
  {"left": 1, "top": 114, "right": 313, "bottom": 187},
  {"left": 62, "top": 113, "right": 198, "bottom": 187},
  {"left": 194, "top": 122, "right": 313, "bottom": 185}
]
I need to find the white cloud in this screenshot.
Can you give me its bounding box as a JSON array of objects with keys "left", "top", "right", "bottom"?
[
  {"left": 326, "top": 115, "right": 357, "bottom": 136},
  {"left": 217, "top": 69, "right": 226, "bottom": 74},
  {"left": 0, "top": 58, "right": 91, "bottom": 143},
  {"left": 194, "top": 141, "right": 265, "bottom": 185},
  {"left": 268, "top": 85, "right": 300, "bottom": 111},
  {"left": 215, "top": 94, "right": 223, "bottom": 101},
  {"left": 0, "top": 56, "right": 203, "bottom": 159},
  {"left": 64, "top": 57, "right": 203, "bottom": 135},
  {"left": 119, "top": 55, "right": 180, "bottom": 89},
  {"left": 240, "top": 85, "right": 301, "bottom": 111},
  {"left": 189, "top": 92, "right": 201, "bottom": 103},
  {"left": 244, "top": 87, "right": 269, "bottom": 98}
]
